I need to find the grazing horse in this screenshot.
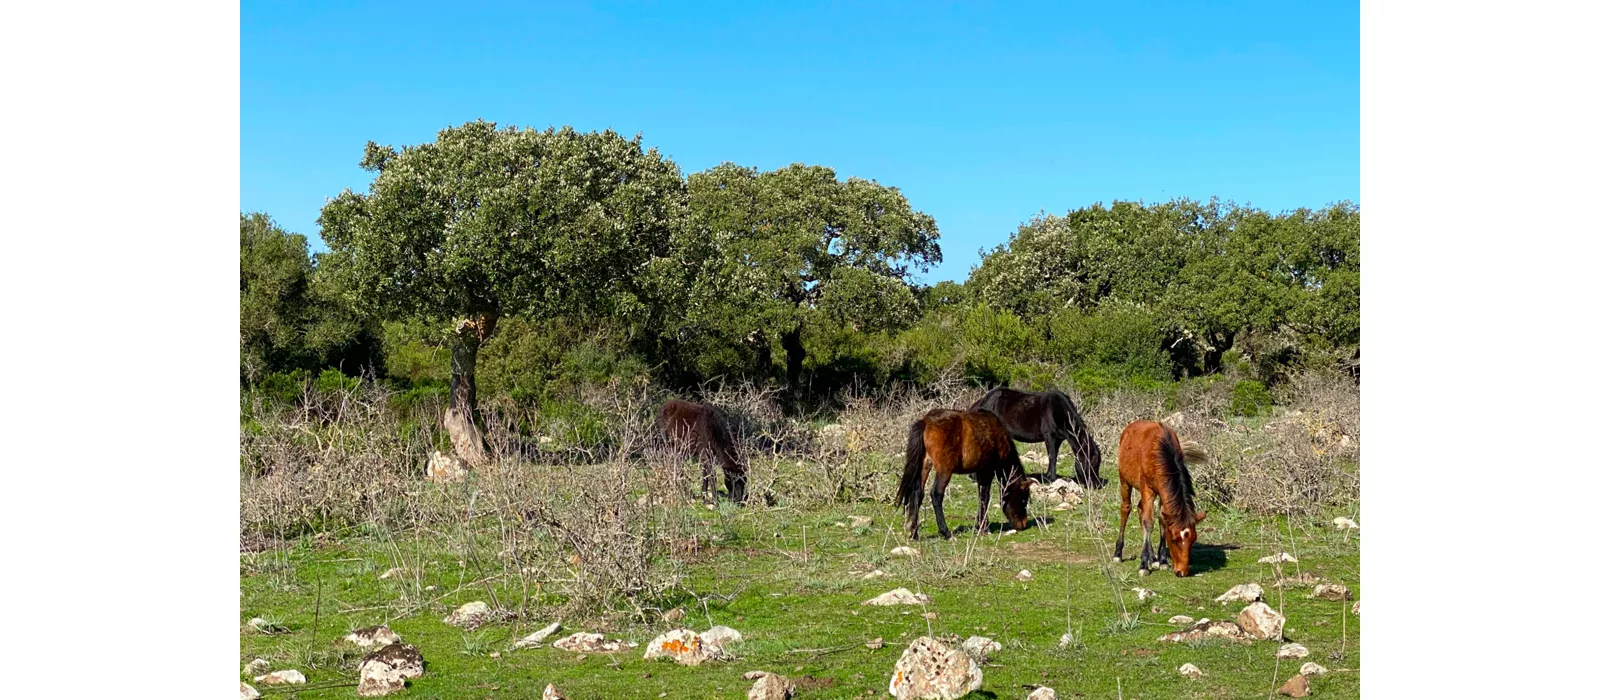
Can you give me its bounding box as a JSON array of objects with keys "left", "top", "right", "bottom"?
[
  {"left": 658, "top": 399, "right": 748, "bottom": 504},
  {"left": 897, "top": 408, "right": 1037, "bottom": 540},
  {"left": 971, "top": 387, "right": 1105, "bottom": 488},
  {"left": 1114, "top": 420, "right": 1208, "bottom": 576}
]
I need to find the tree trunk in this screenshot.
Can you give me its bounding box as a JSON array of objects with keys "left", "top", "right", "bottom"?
[
  {"left": 1202, "top": 330, "right": 1237, "bottom": 375},
  {"left": 443, "top": 314, "right": 498, "bottom": 466},
  {"left": 780, "top": 327, "right": 805, "bottom": 393}
]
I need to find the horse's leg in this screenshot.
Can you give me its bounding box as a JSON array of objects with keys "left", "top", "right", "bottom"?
[
  {"left": 1138, "top": 488, "right": 1156, "bottom": 576},
  {"left": 1043, "top": 435, "right": 1060, "bottom": 482},
  {"left": 930, "top": 470, "right": 954, "bottom": 539},
  {"left": 1113, "top": 480, "right": 1132, "bottom": 562},
  {"left": 699, "top": 449, "right": 717, "bottom": 504},
  {"left": 975, "top": 470, "right": 994, "bottom": 535}
]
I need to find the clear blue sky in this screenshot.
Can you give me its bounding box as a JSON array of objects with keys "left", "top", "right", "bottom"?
[{"left": 242, "top": 1, "right": 1357, "bottom": 283}]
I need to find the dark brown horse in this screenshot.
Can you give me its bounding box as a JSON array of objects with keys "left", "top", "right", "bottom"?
[
  {"left": 658, "top": 399, "right": 748, "bottom": 504},
  {"left": 897, "top": 408, "right": 1036, "bottom": 540},
  {"left": 971, "top": 387, "right": 1105, "bottom": 488},
  {"left": 1113, "top": 420, "right": 1208, "bottom": 576}
]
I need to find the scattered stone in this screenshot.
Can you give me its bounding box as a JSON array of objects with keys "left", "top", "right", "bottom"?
[
  {"left": 1258, "top": 552, "right": 1299, "bottom": 564},
  {"left": 1300, "top": 662, "right": 1328, "bottom": 677},
  {"left": 1029, "top": 479, "right": 1085, "bottom": 508},
  {"left": 1178, "top": 662, "right": 1203, "bottom": 679},
  {"left": 542, "top": 683, "right": 568, "bottom": 700},
  {"left": 1278, "top": 673, "right": 1312, "bottom": 697},
  {"left": 1352, "top": 600, "right": 1360, "bottom": 615},
  {"left": 1309, "top": 583, "right": 1351, "bottom": 601},
  {"left": 864, "top": 588, "right": 931, "bottom": 606},
  {"left": 1015, "top": 569, "right": 1034, "bottom": 582},
  {"left": 961, "top": 636, "right": 1001, "bottom": 664},
  {"left": 702, "top": 625, "right": 743, "bottom": 646},
  {"left": 246, "top": 617, "right": 288, "bottom": 634},
  {"left": 644, "top": 628, "right": 732, "bottom": 666},
  {"left": 425, "top": 451, "right": 469, "bottom": 483},
  {"left": 863, "top": 569, "right": 887, "bottom": 580},
  {"left": 357, "top": 643, "right": 424, "bottom": 697},
  {"left": 424, "top": 585, "right": 437, "bottom": 592},
  {"left": 1057, "top": 633, "right": 1074, "bottom": 648},
  {"left": 443, "top": 601, "right": 492, "bottom": 630},
  {"left": 890, "top": 546, "right": 920, "bottom": 558},
  {"left": 850, "top": 515, "right": 873, "bottom": 528},
  {"left": 240, "top": 682, "right": 260, "bottom": 699},
  {"left": 888, "top": 636, "right": 983, "bottom": 700},
  {"left": 1276, "top": 642, "right": 1310, "bottom": 659},
  {"left": 242, "top": 658, "right": 270, "bottom": 676},
  {"left": 1134, "top": 587, "right": 1156, "bottom": 601},
  {"left": 378, "top": 567, "right": 404, "bottom": 580},
  {"left": 1027, "top": 688, "right": 1058, "bottom": 700},
  {"left": 552, "top": 632, "right": 636, "bottom": 653},
  {"left": 866, "top": 637, "right": 885, "bottom": 649},
  {"left": 664, "top": 607, "right": 686, "bottom": 623},
  {"left": 1332, "top": 517, "right": 1359, "bottom": 530},
  {"left": 1168, "top": 615, "right": 1194, "bottom": 625},
  {"left": 254, "top": 670, "right": 307, "bottom": 685},
  {"left": 345, "top": 625, "right": 402, "bottom": 649},
  {"left": 512, "top": 622, "right": 563, "bottom": 650},
  {"left": 744, "top": 671, "right": 796, "bottom": 700},
  {"left": 1215, "top": 583, "right": 1264, "bottom": 603},
  {"left": 922, "top": 612, "right": 940, "bottom": 621},
  {"left": 1157, "top": 619, "right": 1250, "bottom": 643},
  {"left": 1238, "top": 602, "right": 1287, "bottom": 641},
  {"left": 1274, "top": 572, "right": 1326, "bottom": 588}
]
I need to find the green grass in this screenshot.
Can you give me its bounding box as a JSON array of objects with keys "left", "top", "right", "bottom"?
[{"left": 241, "top": 468, "right": 1359, "bottom": 699}]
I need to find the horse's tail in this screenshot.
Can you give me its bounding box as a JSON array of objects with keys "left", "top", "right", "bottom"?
[
  {"left": 897, "top": 418, "right": 928, "bottom": 516},
  {"left": 1179, "top": 439, "right": 1208, "bottom": 464}
]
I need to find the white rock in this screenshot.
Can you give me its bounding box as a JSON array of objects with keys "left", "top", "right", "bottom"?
[
  {"left": 961, "top": 636, "right": 1001, "bottom": 664},
  {"left": 240, "top": 682, "right": 261, "bottom": 699},
  {"left": 1276, "top": 642, "right": 1310, "bottom": 659},
  {"left": 850, "top": 515, "right": 873, "bottom": 528},
  {"left": 1333, "top": 516, "right": 1359, "bottom": 530},
  {"left": 1134, "top": 587, "right": 1156, "bottom": 601},
  {"left": 512, "top": 621, "right": 562, "bottom": 649},
  {"left": 242, "top": 658, "right": 270, "bottom": 676},
  {"left": 552, "top": 632, "right": 636, "bottom": 653},
  {"left": 864, "top": 588, "right": 931, "bottom": 606},
  {"left": 1057, "top": 632, "right": 1074, "bottom": 648},
  {"left": 1309, "top": 583, "right": 1351, "bottom": 601},
  {"left": 1015, "top": 569, "right": 1034, "bottom": 582},
  {"left": 890, "top": 546, "right": 920, "bottom": 557},
  {"left": 644, "top": 628, "right": 732, "bottom": 666},
  {"left": 357, "top": 643, "right": 424, "bottom": 697},
  {"left": 1352, "top": 600, "right": 1360, "bottom": 615},
  {"left": 246, "top": 617, "right": 286, "bottom": 634},
  {"left": 745, "top": 671, "right": 795, "bottom": 700},
  {"left": 1167, "top": 615, "right": 1194, "bottom": 625},
  {"left": 426, "top": 450, "right": 469, "bottom": 483},
  {"left": 378, "top": 567, "right": 404, "bottom": 580},
  {"left": 344, "top": 625, "right": 402, "bottom": 648},
  {"left": 542, "top": 683, "right": 569, "bottom": 700},
  {"left": 1157, "top": 620, "right": 1249, "bottom": 643},
  {"left": 863, "top": 569, "right": 887, "bottom": 580},
  {"left": 889, "top": 636, "right": 982, "bottom": 700},
  {"left": 443, "top": 601, "right": 492, "bottom": 629},
  {"left": 254, "top": 670, "right": 307, "bottom": 685},
  {"left": 1258, "top": 552, "right": 1299, "bottom": 564},
  {"left": 1178, "top": 663, "right": 1203, "bottom": 679},
  {"left": 1215, "top": 582, "right": 1264, "bottom": 603},
  {"left": 1300, "top": 662, "right": 1328, "bottom": 677},
  {"left": 701, "top": 625, "right": 743, "bottom": 646},
  {"left": 1237, "top": 601, "right": 1286, "bottom": 640},
  {"left": 1027, "top": 688, "right": 1059, "bottom": 700}
]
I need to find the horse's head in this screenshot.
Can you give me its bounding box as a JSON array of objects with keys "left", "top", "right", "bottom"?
[
  {"left": 1164, "top": 510, "right": 1207, "bottom": 576},
  {"left": 1002, "top": 477, "right": 1037, "bottom": 531}
]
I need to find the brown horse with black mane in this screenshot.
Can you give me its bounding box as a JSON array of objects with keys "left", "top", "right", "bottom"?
[
  {"left": 1114, "top": 420, "right": 1209, "bottom": 576},
  {"left": 658, "top": 399, "right": 748, "bottom": 504},
  {"left": 971, "top": 387, "right": 1105, "bottom": 488},
  {"left": 897, "top": 408, "right": 1036, "bottom": 540}
]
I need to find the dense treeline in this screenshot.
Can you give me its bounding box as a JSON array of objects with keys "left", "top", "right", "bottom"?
[{"left": 240, "top": 121, "right": 1357, "bottom": 456}]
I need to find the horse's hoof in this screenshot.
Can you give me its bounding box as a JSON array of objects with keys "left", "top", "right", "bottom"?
[
  {"left": 1139, "top": 568, "right": 1149, "bottom": 577},
  {"left": 1111, "top": 556, "right": 1122, "bottom": 563}
]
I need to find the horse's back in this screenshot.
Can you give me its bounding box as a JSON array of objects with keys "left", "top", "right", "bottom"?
[
  {"left": 921, "top": 408, "right": 1013, "bottom": 473},
  {"left": 1118, "top": 420, "right": 1181, "bottom": 485}
]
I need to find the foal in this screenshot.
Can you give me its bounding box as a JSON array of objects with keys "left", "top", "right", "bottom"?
[
  {"left": 897, "top": 408, "right": 1036, "bottom": 540},
  {"left": 658, "top": 399, "right": 748, "bottom": 504},
  {"left": 1114, "top": 420, "right": 1208, "bottom": 576}
]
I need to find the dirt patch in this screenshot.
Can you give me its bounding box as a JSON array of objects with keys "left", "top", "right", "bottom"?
[{"left": 1003, "top": 540, "right": 1095, "bottom": 564}]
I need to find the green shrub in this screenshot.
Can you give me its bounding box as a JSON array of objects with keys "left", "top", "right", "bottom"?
[{"left": 1229, "top": 379, "right": 1273, "bottom": 417}]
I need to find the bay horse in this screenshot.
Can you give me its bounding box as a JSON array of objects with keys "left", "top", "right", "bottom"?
[
  {"left": 971, "top": 387, "right": 1105, "bottom": 488},
  {"left": 658, "top": 399, "right": 748, "bottom": 504},
  {"left": 1113, "top": 420, "right": 1208, "bottom": 576},
  {"left": 897, "top": 408, "right": 1037, "bottom": 540}
]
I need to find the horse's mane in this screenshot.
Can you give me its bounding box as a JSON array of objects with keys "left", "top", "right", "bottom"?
[{"left": 1155, "top": 427, "right": 1199, "bottom": 525}]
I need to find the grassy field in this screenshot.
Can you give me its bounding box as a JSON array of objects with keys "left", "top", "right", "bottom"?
[{"left": 240, "top": 455, "right": 1360, "bottom": 699}]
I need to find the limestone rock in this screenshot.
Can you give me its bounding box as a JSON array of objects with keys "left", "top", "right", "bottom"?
[
  {"left": 1178, "top": 663, "right": 1203, "bottom": 679},
  {"left": 443, "top": 601, "right": 492, "bottom": 630},
  {"left": 512, "top": 622, "right": 562, "bottom": 650},
  {"left": 1030, "top": 479, "right": 1085, "bottom": 508},
  {"left": 701, "top": 625, "right": 743, "bottom": 646},
  {"left": 850, "top": 515, "right": 873, "bottom": 528},
  {"left": 1026, "top": 688, "right": 1058, "bottom": 700},
  {"left": 242, "top": 658, "right": 270, "bottom": 676},
  {"left": 1215, "top": 583, "right": 1264, "bottom": 603},
  {"left": 961, "top": 636, "right": 1001, "bottom": 664},
  {"left": 888, "top": 636, "right": 983, "bottom": 700},
  {"left": 744, "top": 671, "right": 796, "bottom": 700},
  {"left": 246, "top": 617, "right": 287, "bottom": 634},
  {"left": 254, "top": 670, "right": 307, "bottom": 685},
  {"left": 240, "top": 682, "right": 260, "bottom": 699},
  {"left": 357, "top": 643, "right": 424, "bottom": 697},
  {"left": 542, "top": 683, "right": 568, "bottom": 700},
  {"left": 1238, "top": 602, "right": 1286, "bottom": 640},
  {"left": 664, "top": 607, "right": 686, "bottom": 622},
  {"left": 1276, "top": 642, "right": 1310, "bottom": 659},
  {"left": 552, "top": 632, "right": 636, "bottom": 653},
  {"left": 1015, "top": 569, "right": 1034, "bottom": 582},
  {"left": 1332, "top": 516, "right": 1359, "bottom": 530},
  {"left": 864, "top": 588, "right": 931, "bottom": 606},
  {"left": 1167, "top": 615, "right": 1194, "bottom": 625},
  {"left": 1157, "top": 619, "right": 1250, "bottom": 643},
  {"left": 1309, "top": 583, "right": 1351, "bottom": 601},
  {"left": 1258, "top": 552, "right": 1299, "bottom": 564},
  {"left": 1057, "top": 632, "right": 1074, "bottom": 648},
  {"left": 866, "top": 637, "right": 885, "bottom": 649},
  {"left": 426, "top": 451, "right": 469, "bottom": 483},
  {"left": 863, "top": 569, "right": 887, "bottom": 580},
  {"left": 345, "top": 625, "right": 402, "bottom": 649},
  {"left": 378, "top": 567, "right": 404, "bottom": 580},
  {"left": 1133, "top": 587, "right": 1156, "bottom": 601},
  {"left": 644, "top": 628, "right": 732, "bottom": 666},
  {"left": 1300, "top": 662, "right": 1328, "bottom": 677},
  {"left": 1278, "top": 673, "right": 1312, "bottom": 697},
  {"left": 890, "top": 546, "right": 920, "bottom": 557},
  {"left": 1352, "top": 600, "right": 1360, "bottom": 615}
]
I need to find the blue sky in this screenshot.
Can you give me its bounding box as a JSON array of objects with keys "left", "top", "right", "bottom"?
[{"left": 242, "top": 1, "right": 1357, "bottom": 283}]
